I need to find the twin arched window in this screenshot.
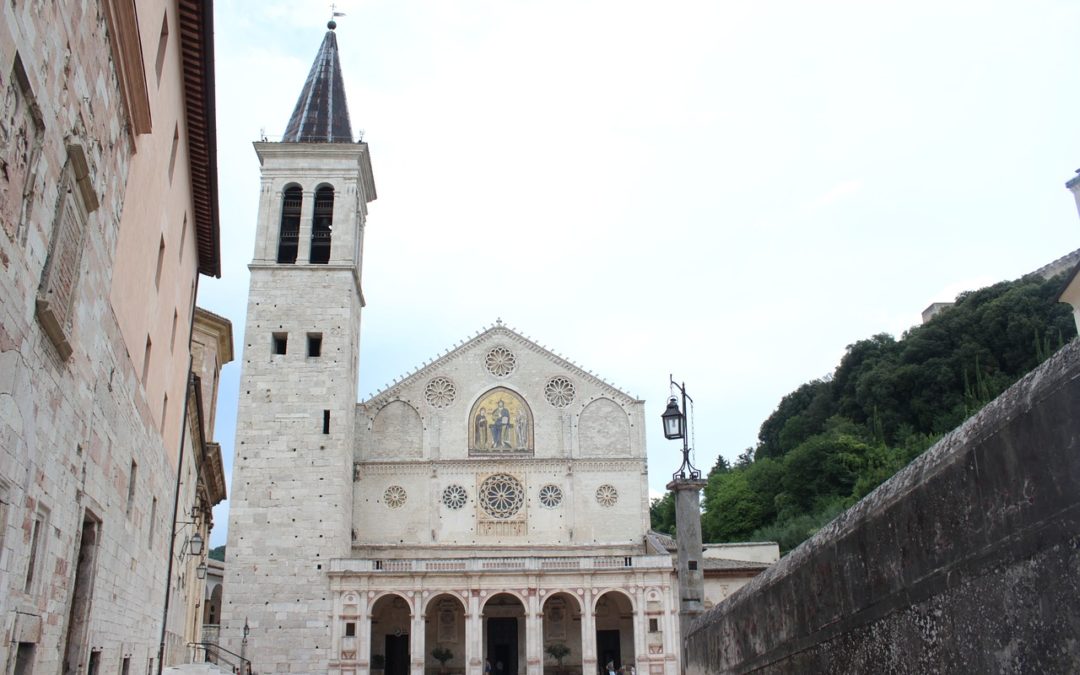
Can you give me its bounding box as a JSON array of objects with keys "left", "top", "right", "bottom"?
[{"left": 275, "top": 185, "right": 335, "bottom": 264}]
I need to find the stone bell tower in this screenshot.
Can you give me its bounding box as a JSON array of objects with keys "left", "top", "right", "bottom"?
[{"left": 221, "top": 22, "right": 376, "bottom": 672}]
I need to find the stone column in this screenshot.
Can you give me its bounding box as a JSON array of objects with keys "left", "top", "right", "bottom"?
[
  {"left": 468, "top": 592, "right": 483, "bottom": 675},
  {"left": 297, "top": 189, "right": 314, "bottom": 263},
  {"left": 632, "top": 587, "right": 647, "bottom": 672},
  {"left": 665, "top": 478, "right": 707, "bottom": 674},
  {"left": 411, "top": 605, "right": 427, "bottom": 675},
  {"left": 358, "top": 593, "right": 371, "bottom": 675},
  {"left": 580, "top": 591, "right": 596, "bottom": 675},
  {"left": 526, "top": 592, "right": 542, "bottom": 675}
]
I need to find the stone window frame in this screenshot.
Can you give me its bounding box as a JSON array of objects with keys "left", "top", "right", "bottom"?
[
  {"left": 35, "top": 143, "right": 99, "bottom": 360},
  {"left": 2, "top": 52, "right": 46, "bottom": 247}
]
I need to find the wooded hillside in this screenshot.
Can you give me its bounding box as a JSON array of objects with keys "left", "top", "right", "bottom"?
[{"left": 651, "top": 273, "right": 1075, "bottom": 552}]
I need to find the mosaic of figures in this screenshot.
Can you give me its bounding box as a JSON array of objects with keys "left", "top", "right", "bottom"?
[{"left": 469, "top": 387, "right": 533, "bottom": 453}]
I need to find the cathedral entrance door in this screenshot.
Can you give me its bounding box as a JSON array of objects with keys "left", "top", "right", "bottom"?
[
  {"left": 487, "top": 618, "right": 518, "bottom": 675},
  {"left": 596, "top": 630, "right": 620, "bottom": 673},
  {"left": 385, "top": 634, "right": 409, "bottom": 675}
]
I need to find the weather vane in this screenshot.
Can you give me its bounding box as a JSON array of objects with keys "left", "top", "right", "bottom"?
[{"left": 328, "top": 3, "right": 345, "bottom": 29}]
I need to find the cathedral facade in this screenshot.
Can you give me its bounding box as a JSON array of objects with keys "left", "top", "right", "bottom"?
[{"left": 222, "top": 25, "right": 769, "bottom": 675}]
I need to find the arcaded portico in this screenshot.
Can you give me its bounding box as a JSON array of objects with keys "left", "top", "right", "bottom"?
[{"left": 327, "top": 555, "right": 678, "bottom": 675}]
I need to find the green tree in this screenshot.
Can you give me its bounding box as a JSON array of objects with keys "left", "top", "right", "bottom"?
[{"left": 649, "top": 492, "right": 676, "bottom": 535}]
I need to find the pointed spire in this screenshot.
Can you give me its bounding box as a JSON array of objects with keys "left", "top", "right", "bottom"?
[{"left": 283, "top": 23, "right": 353, "bottom": 143}]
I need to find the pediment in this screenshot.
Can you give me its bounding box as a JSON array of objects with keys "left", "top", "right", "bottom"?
[{"left": 360, "top": 321, "right": 639, "bottom": 411}]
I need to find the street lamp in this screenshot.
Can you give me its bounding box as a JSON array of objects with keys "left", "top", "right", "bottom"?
[
  {"left": 187, "top": 532, "right": 204, "bottom": 557},
  {"left": 241, "top": 618, "right": 250, "bottom": 675},
  {"left": 662, "top": 397, "right": 684, "bottom": 440},
  {"left": 662, "top": 377, "right": 700, "bottom": 481},
  {"left": 196, "top": 562, "right": 207, "bottom": 580}
]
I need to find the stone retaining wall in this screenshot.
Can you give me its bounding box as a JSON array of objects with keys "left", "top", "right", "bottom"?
[{"left": 685, "top": 340, "right": 1080, "bottom": 674}]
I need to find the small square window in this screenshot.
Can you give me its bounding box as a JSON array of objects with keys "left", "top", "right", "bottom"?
[
  {"left": 307, "top": 333, "right": 322, "bottom": 357},
  {"left": 688, "top": 560, "right": 698, "bottom": 571},
  {"left": 272, "top": 333, "right": 287, "bottom": 355}
]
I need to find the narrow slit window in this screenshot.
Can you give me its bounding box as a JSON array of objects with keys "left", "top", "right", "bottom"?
[
  {"left": 277, "top": 186, "right": 302, "bottom": 264},
  {"left": 322, "top": 410, "right": 330, "bottom": 434},
  {"left": 148, "top": 497, "right": 157, "bottom": 548},
  {"left": 24, "top": 511, "right": 44, "bottom": 593},
  {"left": 126, "top": 460, "right": 137, "bottom": 517},
  {"left": 307, "top": 333, "right": 322, "bottom": 357},
  {"left": 310, "top": 186, "right": 334, "bottom": 264},
  {"left": 272, "top": 333, "right": 287, "bottom": 355},
  {"left": 161, "top": 393, "right": 168, "bottom": 434}
]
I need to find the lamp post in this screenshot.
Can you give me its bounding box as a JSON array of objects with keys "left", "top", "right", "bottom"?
[
  {"left": 241, "top": 618, "right": 250, "bottom": 675},
  {"left": 662, "top": 376, "right": 706, "bottom": 673}
]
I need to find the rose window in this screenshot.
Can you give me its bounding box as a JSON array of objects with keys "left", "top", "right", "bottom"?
[
  {"left": 544, "top": 377, "right": 576, "bottom": 408},
  {"left": 595, "top": 484, "right": 618, "bottom": 507},
  {"left": 384, "top": 485, "right": 407, "bottom": 508},
  {"left": 484, "top": 347, "right": 517, "bottom": 377},
  {"left": 442, "top": 484, "right": 468, "bottom": 510},
  {"left": 479, "top": 473, "right": 525, "bottom": 519},
  {"left": 424, "top": 376, "right": 457, "bottom": 408},
  {"left": 538, "top": 484, "right": 563, "bottom": 508}
]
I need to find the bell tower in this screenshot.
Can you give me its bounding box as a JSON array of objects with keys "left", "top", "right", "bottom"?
[{"left": 222, "top": 22, "right": 375, "bottom": 672}]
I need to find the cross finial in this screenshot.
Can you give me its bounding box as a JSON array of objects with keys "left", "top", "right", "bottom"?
[
  {"left": 328, "top": 3, "right": 345, "bottom": 29},
  {"left": 495, "top": 317, "right": 503, "bottom": 326}
]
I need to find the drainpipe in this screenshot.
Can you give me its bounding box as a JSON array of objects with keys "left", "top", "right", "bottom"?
[{"left": 158, "top": 274, "right": 201, "bottom": 674}]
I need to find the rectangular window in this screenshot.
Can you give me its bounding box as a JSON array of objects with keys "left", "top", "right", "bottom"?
[
  {"left": 345, "top": 622, "right": 356, "bottom": 637},
  {"left": 122, "top": 656, "right": 130, "bottom": 675},
  {"left": 307, "top": 333, "right": 322, "bottom": 357},
  {"left": 87, "top": 650, "right": 100, "bottom": 675},
  {"left": 688, "top": 560, "right": 698, "bottom": 571},
  {"left": 154, "top": 11, "right": 169, "bottom": 85},
  {"left": 170, "top": 309, "right": 178, "bottom": 352},
  {"left": 0, "top": 483, "right": 8, "bottom": 569},
  {"left": 24, "top": 508, "right": 47, "bottom": 593},
  {"left": 648, "top": 619, "right": 659, "bottom": 633},
  {"left": 155, "top": 235, "right": 165, "bottom": 288},
  {"left": 148, "top": 497, "right": 157, "bottom": 548},
  {"left": 142, "top": 336, "right": 152, "bottom": 384},
  {"left": 168, "top": 124, "right": 179, "bottom": 183},
  {"left": 322, "top": 410, "right": 330, "bottom": 434},
  {"left": 126, "top": 460, "right": 137, "bottom": 517},
  {"left": 272, "top": 333, "right": 287, "bottom": 355},
  {"left": 178, "top": 214, "right": 187, "bottom": 261},
  {"left": 161, "top": 393, "right": 168, "bottom": 434}
]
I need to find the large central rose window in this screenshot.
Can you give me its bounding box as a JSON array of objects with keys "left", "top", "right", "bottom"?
[{"left": 479, "top": 473, "right": 525, "bottom": 519}]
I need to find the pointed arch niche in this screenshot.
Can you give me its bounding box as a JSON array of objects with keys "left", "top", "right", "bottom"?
[{"left": 469, "top": 387, "right": 534, "bottom": 455}]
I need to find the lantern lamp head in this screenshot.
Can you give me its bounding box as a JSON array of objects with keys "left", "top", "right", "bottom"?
[{"left": 662, "top": 396, "right": 684, "bottom": 440}]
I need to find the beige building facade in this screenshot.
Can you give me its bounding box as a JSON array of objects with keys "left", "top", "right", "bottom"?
[
  {"left": 222, "top": 26, "right": 774, "bottom": 675},
  {"left": 0, "top": 0, "right": 225, "bottom": 672}
]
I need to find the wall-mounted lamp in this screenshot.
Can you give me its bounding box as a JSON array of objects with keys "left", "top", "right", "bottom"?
[{"left": 196, "top": 562, "right": 207, "bottom": 580}]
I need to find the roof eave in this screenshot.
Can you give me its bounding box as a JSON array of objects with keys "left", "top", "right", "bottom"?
[{"left": 178, "top": 0, "right": 221, "bottom": 278}]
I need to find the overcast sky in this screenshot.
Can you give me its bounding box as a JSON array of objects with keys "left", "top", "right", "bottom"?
[{"left": 198, "top": 0, "right": 1080, "bottom": 546}]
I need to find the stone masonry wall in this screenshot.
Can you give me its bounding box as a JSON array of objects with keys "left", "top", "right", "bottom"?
[{"left": 685, "top": 339, "right": 1080, "bottom": 674}]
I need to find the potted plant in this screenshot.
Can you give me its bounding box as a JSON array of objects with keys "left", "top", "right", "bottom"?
[
  {"left": 545, "top": 643, "right": 571, "bottom": 675},
  {"left": 432, "top": 647, "right": 453, "bottom": 674}
]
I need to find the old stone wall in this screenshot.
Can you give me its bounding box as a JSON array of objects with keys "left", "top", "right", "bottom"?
[{"left": 685, "top": 340, "right": 1080, "bottom": 674}]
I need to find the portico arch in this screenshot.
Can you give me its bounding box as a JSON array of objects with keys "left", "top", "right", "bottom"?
[
  {"left": 425, "top": 593, "right": 467, "bottom": 675},
  {"left": 542, "top": 592, "right": 581, "bottom": 675},
  {"left": 482, "top": 593, "right": 527, "bottom": 675},
  {"left": 593, "top": 592, "right": 635, "bottom": 674},
  {"left": 371, "top": 593, "right": 413, "bottom": 675}
]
